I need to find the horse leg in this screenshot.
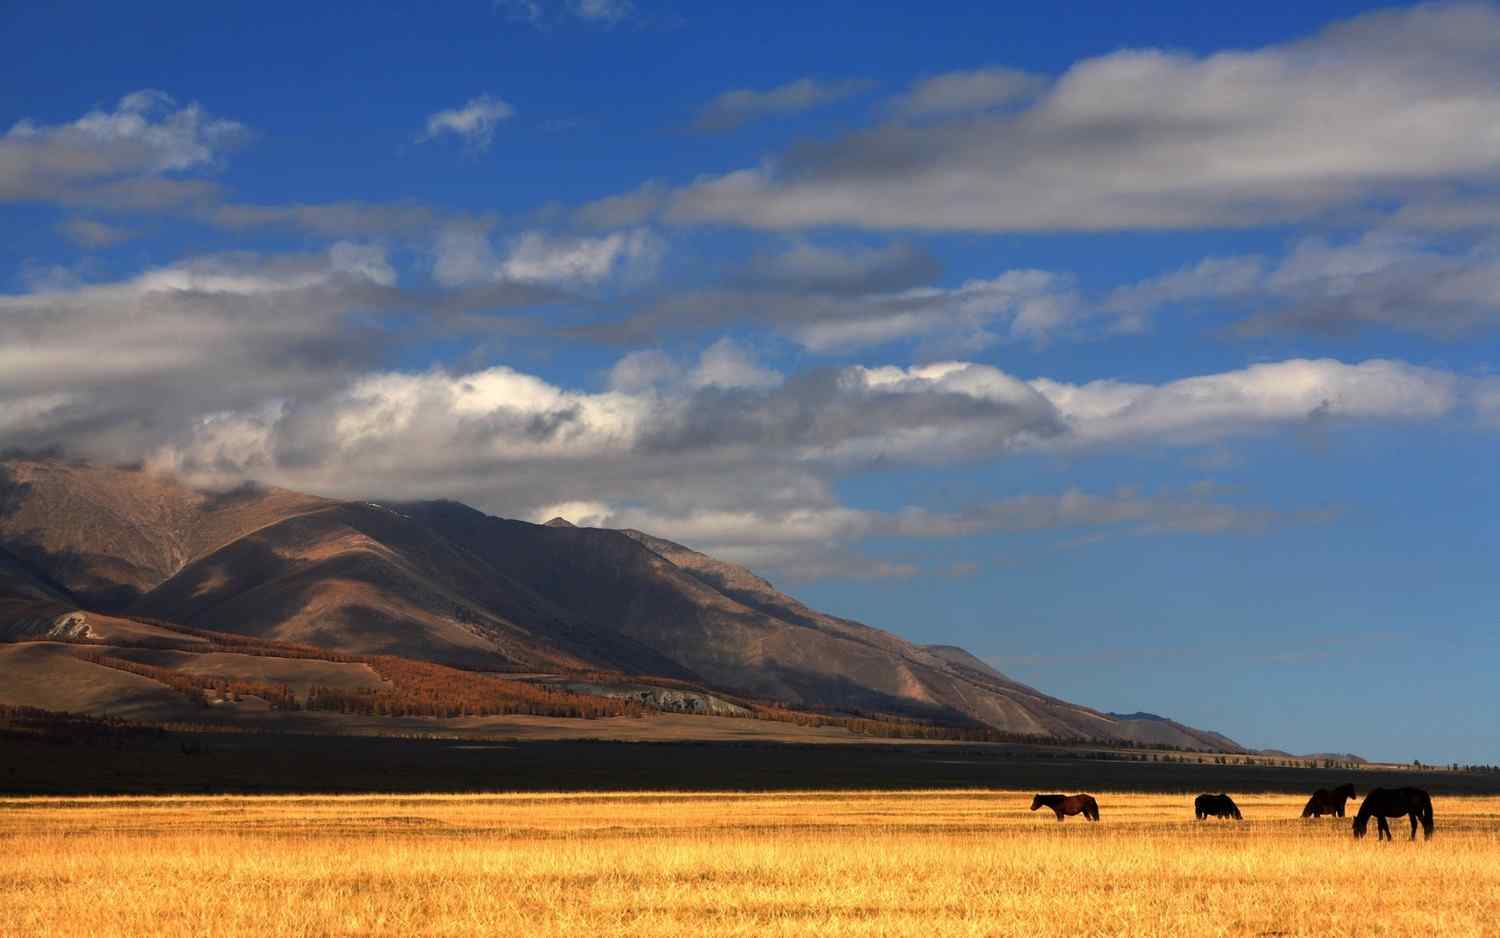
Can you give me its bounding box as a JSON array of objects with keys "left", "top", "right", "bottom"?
[
  {"left": 1054, "top": 809, "right": 1064, "bottom": 822},
  {"left": 1377, "top": 816, "right": 1391, "bottom": 841},
  {"left": 1409, "top": 815, "right": 1418, "bottom": 841}
]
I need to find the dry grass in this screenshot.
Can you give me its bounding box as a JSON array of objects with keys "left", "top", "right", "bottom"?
[{"left": 2, "top": 790, "right": 1497, "bottom": 937}]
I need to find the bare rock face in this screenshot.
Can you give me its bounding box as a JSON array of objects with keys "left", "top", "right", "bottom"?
[
  {"left": 0, "top": 610, "right": 95, "bottom": 642},
  {"left": 0, "top": 457, "right": 1244, "bottom": 750},
  {"left": 561, "top": 682, "right": 750, "bottom": 717}
]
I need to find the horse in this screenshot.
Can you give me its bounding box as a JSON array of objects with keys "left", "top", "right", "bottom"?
[
  {"left": 1353, "top": 788, "right": 1434, "bottom": 841},
  {"left": 1194, "top": 793, "right": 1242, "bottom": 820},
  {"left": 1301, "top": 783, "right": 1356, "bottom": 818},
  {"left": 1031, "top": 793, "right": 1099, "bottom": 822}
]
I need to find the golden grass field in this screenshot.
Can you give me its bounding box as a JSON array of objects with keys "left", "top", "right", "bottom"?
[{"left": 2, "top": 790, "right": 1497, "bottom": 937}]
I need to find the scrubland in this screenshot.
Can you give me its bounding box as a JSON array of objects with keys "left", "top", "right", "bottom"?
[{"left": 2, "top": 790, "right": 1497, "bottom": 937}]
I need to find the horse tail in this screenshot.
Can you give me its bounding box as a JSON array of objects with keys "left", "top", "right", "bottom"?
[{"left": 1088, "top": 798, "right": 1100, "bottom": 821}]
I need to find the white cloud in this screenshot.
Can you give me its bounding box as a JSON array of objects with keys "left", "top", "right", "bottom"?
[
  {"left": 1102, "top": 230, "right": 1500, "bottom": 337},
  {"left": 607, "top": 349, "right": 680, "bottom": 392},
  {"left": 1476, "top": 378, "right": 1500, "bottom": 426},
  {"left": 887, "top": 67, "right": 1043, "bottom": 118},
  {"left": 137, "top": 354, "right": 1481, "bottom": 533},
  {"left": 500, "top": 0, "right": 635, "bottom": 28},
  {"left": 530, "top": 500, "right": 615, "bottom": 526},
  {"left": 767, "top": 268, "right": 1078, "bottom": 352},
  {"left": 503, "top": 228, "right": 664, "bottom": 286},
  {"left": 1031, "top": 358, "right": 1459, "bottom": 444},
  {"left": 0, "top": 245, "right": 405, "bottom": 459},
  {"left": 4, "top": 246, "right": 1487, "bottom": 581},
  {"left": 604, "top": 254, "right": 1080, "bottom": 353},
  {"left": 695, "top": 78, "right": 874, "bottom": 132},
  {"left": 667, "top": 4, "right": 1500, "bottom": 231},
  {"left": 575, "top": 180, "right": 669, "bottom": 229},
  {"left": 54, "top": 218, "right": 135, "bottom": 247},
  {"left": 688, "top": 338, "right": 782, "bottom": 390},
  {"left": 419, "top": 95, "right": 515, "bottom": 149},
  {"left": 0, "top": 90, "right": 247, "bottom": 207},
  {"left": 435, "top": 225, "right": 665, "bottom": 289},
  {"left": 209, "top": 200, "right": 443, "bottom": 236}
]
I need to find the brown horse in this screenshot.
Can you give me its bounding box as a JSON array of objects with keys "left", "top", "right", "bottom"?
[
  {"left": 1353, "top": 788, "right": 1434, "bottom": 841},
  {"left": 1031, "top": 793, "right": 1099, "bottom": 822},
  {"left": 1301, "top": 783, "right": 1356, "bottom": 818},
  {"left": 1194, "top": 793, "right": 1242, "bottom": 820}
]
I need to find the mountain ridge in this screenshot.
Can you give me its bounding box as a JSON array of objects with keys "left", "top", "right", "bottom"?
[{"left": 0, "top": 458, "right": 1245, "bottom": 750}]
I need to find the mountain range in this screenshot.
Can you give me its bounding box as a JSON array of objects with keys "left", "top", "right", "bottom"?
[{"left": 0, "top": 457, "right": 1242, "bottom": 750}]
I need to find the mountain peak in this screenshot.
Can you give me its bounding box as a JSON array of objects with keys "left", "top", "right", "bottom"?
[{"left": 543, "top": 517, "right": 576, "bottom": 528}]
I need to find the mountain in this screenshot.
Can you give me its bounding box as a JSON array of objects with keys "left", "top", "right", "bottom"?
[{"left": 0, "top": 457, "right": 1243, "bottom": 750}]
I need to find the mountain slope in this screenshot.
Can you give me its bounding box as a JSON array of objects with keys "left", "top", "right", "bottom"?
[
  {"left": 0, "top": 459, "right": 327, "bottom": 610},
  {"left": 0, "top": 459, "right": 1243, "bottom": 749},
  {"left": 133, "top": 501, "right": 691, "bottom": 675}
]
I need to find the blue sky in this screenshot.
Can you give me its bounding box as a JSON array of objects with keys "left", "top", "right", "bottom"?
[{"left": 3, "top": 0, "right": 1498, "bottom": 762}]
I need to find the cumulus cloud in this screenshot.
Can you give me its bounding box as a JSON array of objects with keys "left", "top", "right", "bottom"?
[
  {"left": 419, "top": 95, "right": 515, "bottom": 149},
  {"left": 0, "top": 245, "right": 570, "bottom": 461},
  {"left": 607, "top": 348, "right": 680, "bottom": 392},
  {"left": 3, "top": 240, "right": 1486, "bottom": 581},
  {"left": 694, "top": 78, "right": 875, "bottom": 132},
  {"left": 0, "top": 90, "right": 246, "bottom": 208},
  {"left": 687, "top": 338, "right": 783, "bottom": 390},
  {"left": 666, "top": 4, "right": 1500, "bottom": 231},
  {"left": 137, "top": 355, "right": 1477, "bottom": 528}
]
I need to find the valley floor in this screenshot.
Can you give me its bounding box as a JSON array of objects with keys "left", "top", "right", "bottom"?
[{"left": 3, "top": 790, "right": 1498, "bottom": 937}]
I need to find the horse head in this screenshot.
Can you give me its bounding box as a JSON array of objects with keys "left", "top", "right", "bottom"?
[
  {"left": 1352, "top": 814, "right": 1369, "bottom": 838},
  {"left": 1030, "top": 795, "right": 1044, "bottom": 811}
]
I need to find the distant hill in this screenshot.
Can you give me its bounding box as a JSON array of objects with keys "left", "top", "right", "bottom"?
[
  {"left": 0, "top": 457, "right": 1246, "bottom": 750},
  {"left": 1259, "top": 749, "right": 1368, "bottom": 764}
]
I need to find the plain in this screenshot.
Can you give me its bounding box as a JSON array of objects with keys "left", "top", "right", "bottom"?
[{"left": 2, "top": 790, "right": 1497, "bottom": 937}]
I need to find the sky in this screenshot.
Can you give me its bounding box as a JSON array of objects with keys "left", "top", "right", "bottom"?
[{"left": 3, "top": 0, "right": 1498, "bottom": 763}]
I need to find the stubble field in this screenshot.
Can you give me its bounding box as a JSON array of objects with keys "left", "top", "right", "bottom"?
[{"left": 2, "top": 790, "right": 1497, "bottom": 937}]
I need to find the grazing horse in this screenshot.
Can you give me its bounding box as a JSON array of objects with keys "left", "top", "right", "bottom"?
[
  {"left": 1194, "top": 793, "right": 1242, "bottom": 820},
  {"left": 1353, "top": 788, "right": 1434, "bottom": 841},
  {"left": 1301, "top": 783, "right": 1357, "bottom": 818},
  {"left": 1031, "top": 793, "right": 1099, "bottom": 822}
]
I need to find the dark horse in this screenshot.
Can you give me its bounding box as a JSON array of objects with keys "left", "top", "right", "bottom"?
[
  {"left": 1194, "top": 793, "right": 1242, "bottom": 820},
  {"left": 1354, "top": 788, "right": 1434, "bottom": 841},
  {"left": 1301, "top": 783, "right": 1357, "bottom": 818},
  {"left": 1031, "top": 793, "right": 1100, "bottom": 822}
]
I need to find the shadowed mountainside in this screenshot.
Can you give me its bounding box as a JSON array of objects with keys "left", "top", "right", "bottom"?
[{"left": 0, "top": 457, "right": 1242, "bottom": 749}]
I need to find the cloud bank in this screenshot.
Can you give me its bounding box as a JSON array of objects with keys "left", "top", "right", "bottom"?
[{"left": 667, "top": 4, "right": 1500, "bottom": 231}]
